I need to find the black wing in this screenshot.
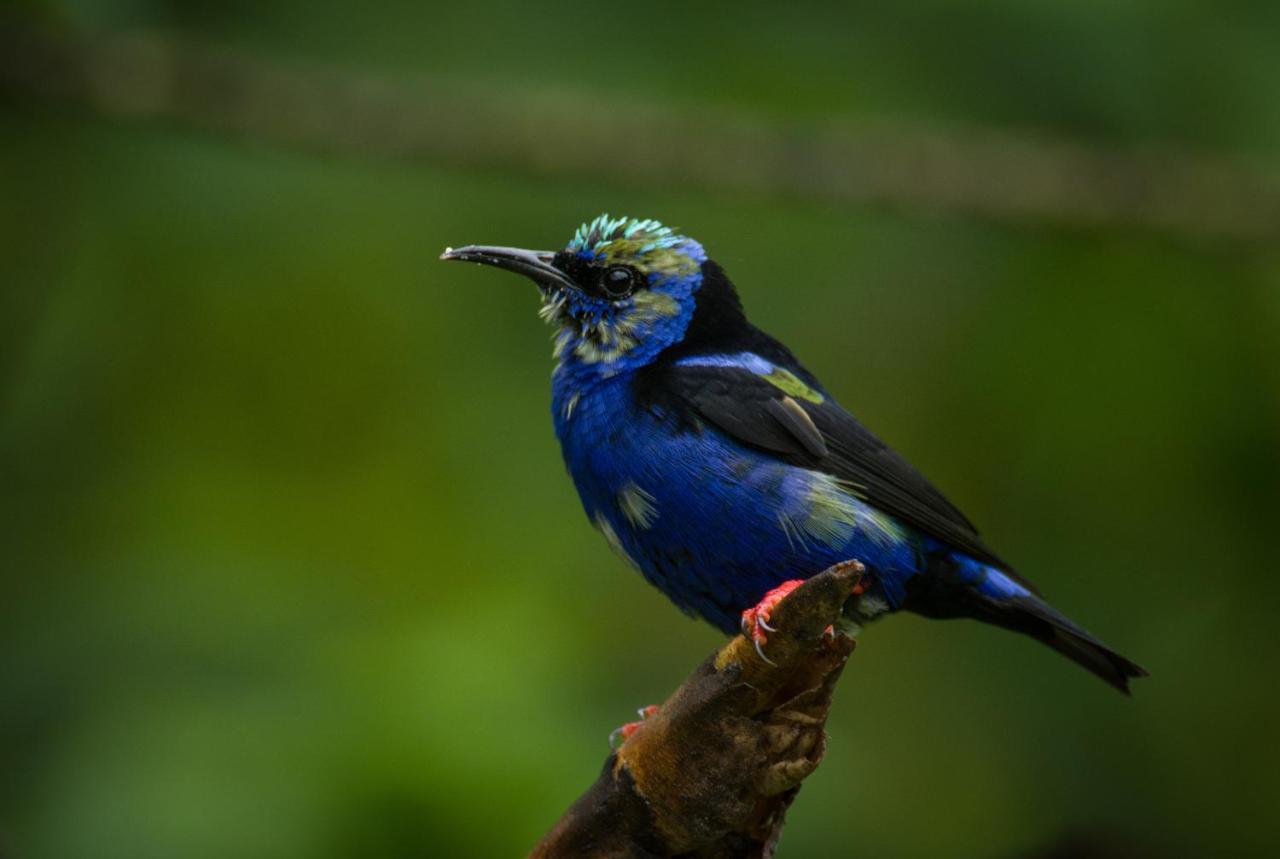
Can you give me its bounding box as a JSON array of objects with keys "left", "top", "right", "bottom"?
[{"left": 644, "top": 358, "right": 1016, "bottom": 574}]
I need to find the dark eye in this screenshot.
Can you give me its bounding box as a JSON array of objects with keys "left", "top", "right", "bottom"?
[{"left": 599, "top": 266, "right": 638, "bottom": 299}]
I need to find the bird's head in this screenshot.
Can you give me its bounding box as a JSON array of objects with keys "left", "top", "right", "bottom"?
[{"left": 442, "top": 215, "right": 721, "bottom": 376}]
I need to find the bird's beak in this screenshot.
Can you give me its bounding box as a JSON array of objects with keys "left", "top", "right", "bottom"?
[{"left": 439, "top": 245, "right": 578, "bottom": 292}]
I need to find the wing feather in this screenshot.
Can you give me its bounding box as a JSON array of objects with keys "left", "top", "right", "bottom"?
[{"left": 651, "top": 360, "right": 1016, "bottom": 574}]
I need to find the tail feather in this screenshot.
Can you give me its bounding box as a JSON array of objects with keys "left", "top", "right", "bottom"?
[
  {"left": 1008, "top": 594, "right": 1149, "bottom": 695},
  {"left": 904, "top": 561, "right": 1149, "bottom": 694}
]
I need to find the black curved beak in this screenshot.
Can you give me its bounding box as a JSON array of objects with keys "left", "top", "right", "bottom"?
[{"left": 439, "top": 245, "right": 578, "bottom": 292}]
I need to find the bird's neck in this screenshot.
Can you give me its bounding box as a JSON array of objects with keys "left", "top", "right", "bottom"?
[
  {"left": 550, "top": 338, "right": 643, "bottom": 400},
  {"left": 550, "top": 350, "right": 638, "bottom": 446}
]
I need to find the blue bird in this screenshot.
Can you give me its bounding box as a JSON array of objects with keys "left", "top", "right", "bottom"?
[{"left": 442, "top": 215, "right": 1146, "bottom": 693}]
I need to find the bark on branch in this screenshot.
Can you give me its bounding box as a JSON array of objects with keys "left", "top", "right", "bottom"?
[{"left": 530, "top": 561, "right": 864, "bottom": 859}]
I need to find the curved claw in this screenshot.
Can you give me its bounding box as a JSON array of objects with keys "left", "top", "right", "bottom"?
[
  {"left": 753, "top": 635, "right": 778, "bottom": 666},
  {"left": 740, "top": 579, "right": 806, "bottom": 665},
  {"left": 610, "top": 704, "right": 661, "bottom": 749}
]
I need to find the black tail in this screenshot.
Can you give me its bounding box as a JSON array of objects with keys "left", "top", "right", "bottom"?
[
  {"left": 980, "top": 594, "right": 1149, "bottom": 694},
  {"left": 903, "top": 568, "right": 1148, "bottom": 694}
]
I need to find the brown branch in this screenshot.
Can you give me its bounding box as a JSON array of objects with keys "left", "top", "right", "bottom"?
[
  {"left": 530, "top": 561, "right": 864, "bottom": 859},
  {"left": 2, "top": 16, "right": 1278, "bottom": 243}
]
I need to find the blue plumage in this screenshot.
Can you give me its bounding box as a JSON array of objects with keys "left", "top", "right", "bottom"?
[
  {"left": 553, "top": 350, "right": 925, "bottom": 631},
  {"left": 442, "top": 215, "right": 1146, "bottom": 693}
]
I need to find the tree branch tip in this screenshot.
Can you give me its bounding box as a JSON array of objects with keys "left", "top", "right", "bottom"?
[{"left": 532, "top": 559, "right": 867, "bottom": 857}]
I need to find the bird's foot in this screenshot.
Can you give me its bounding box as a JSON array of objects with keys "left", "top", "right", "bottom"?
[
  {"left": 740, "top": 579, "right": 806, "bottom": 665},
  {"left": 609, "top": 704, "right": 660, "bottom": 749}
]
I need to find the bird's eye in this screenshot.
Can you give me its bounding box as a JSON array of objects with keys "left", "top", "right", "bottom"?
[{"left": 599, "top": 266, "right": 638, "bottom": 299}]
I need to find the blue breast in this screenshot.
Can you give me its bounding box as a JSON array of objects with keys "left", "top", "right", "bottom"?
[{"left": 552, "top": 371, "right": 925, "bottom": 632}]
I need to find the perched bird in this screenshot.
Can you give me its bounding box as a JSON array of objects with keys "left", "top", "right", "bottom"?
[{"left": 441, "top": 215, "right": 1146, "bottom": 693}]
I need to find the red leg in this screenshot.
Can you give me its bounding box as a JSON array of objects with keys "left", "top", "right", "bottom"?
[
  {"left": 740, "top": 579, "right": 806, "bottom": 664},
  {"left": 609, "top": 704, "right": 660, "bottom": 748}
]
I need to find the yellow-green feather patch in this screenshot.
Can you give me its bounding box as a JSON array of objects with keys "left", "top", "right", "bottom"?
[
  {"left": 598, "top": 241, "right": 699, "bottom": 277},
  {"left": 763, "top": 367, "right": 824, "bottom": 403},
  {"left": 792, "top": 472, "right": 905, "bottom": 550},
  {"left": 800, "top": 473, "right": 860, "bottom": 548},
  {"left": 617, "top": 481, "right": 658, "bottom": 529}
]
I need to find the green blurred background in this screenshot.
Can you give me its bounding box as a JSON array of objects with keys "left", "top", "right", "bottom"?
[{"left": 3, "top": 2, "right": 1279, "bottom": 857}]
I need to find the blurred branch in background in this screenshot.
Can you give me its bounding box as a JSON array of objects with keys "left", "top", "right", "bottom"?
[
  {"left": 2, "top": 14, "right": 1278, "bottom": 245},
  {"left": 532, "top": 563, "right": 862, "bottom": 859}
]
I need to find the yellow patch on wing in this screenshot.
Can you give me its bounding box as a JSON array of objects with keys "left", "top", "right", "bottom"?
[{"left": 763, "top": 367, "right": 825, "bottom": 404}]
